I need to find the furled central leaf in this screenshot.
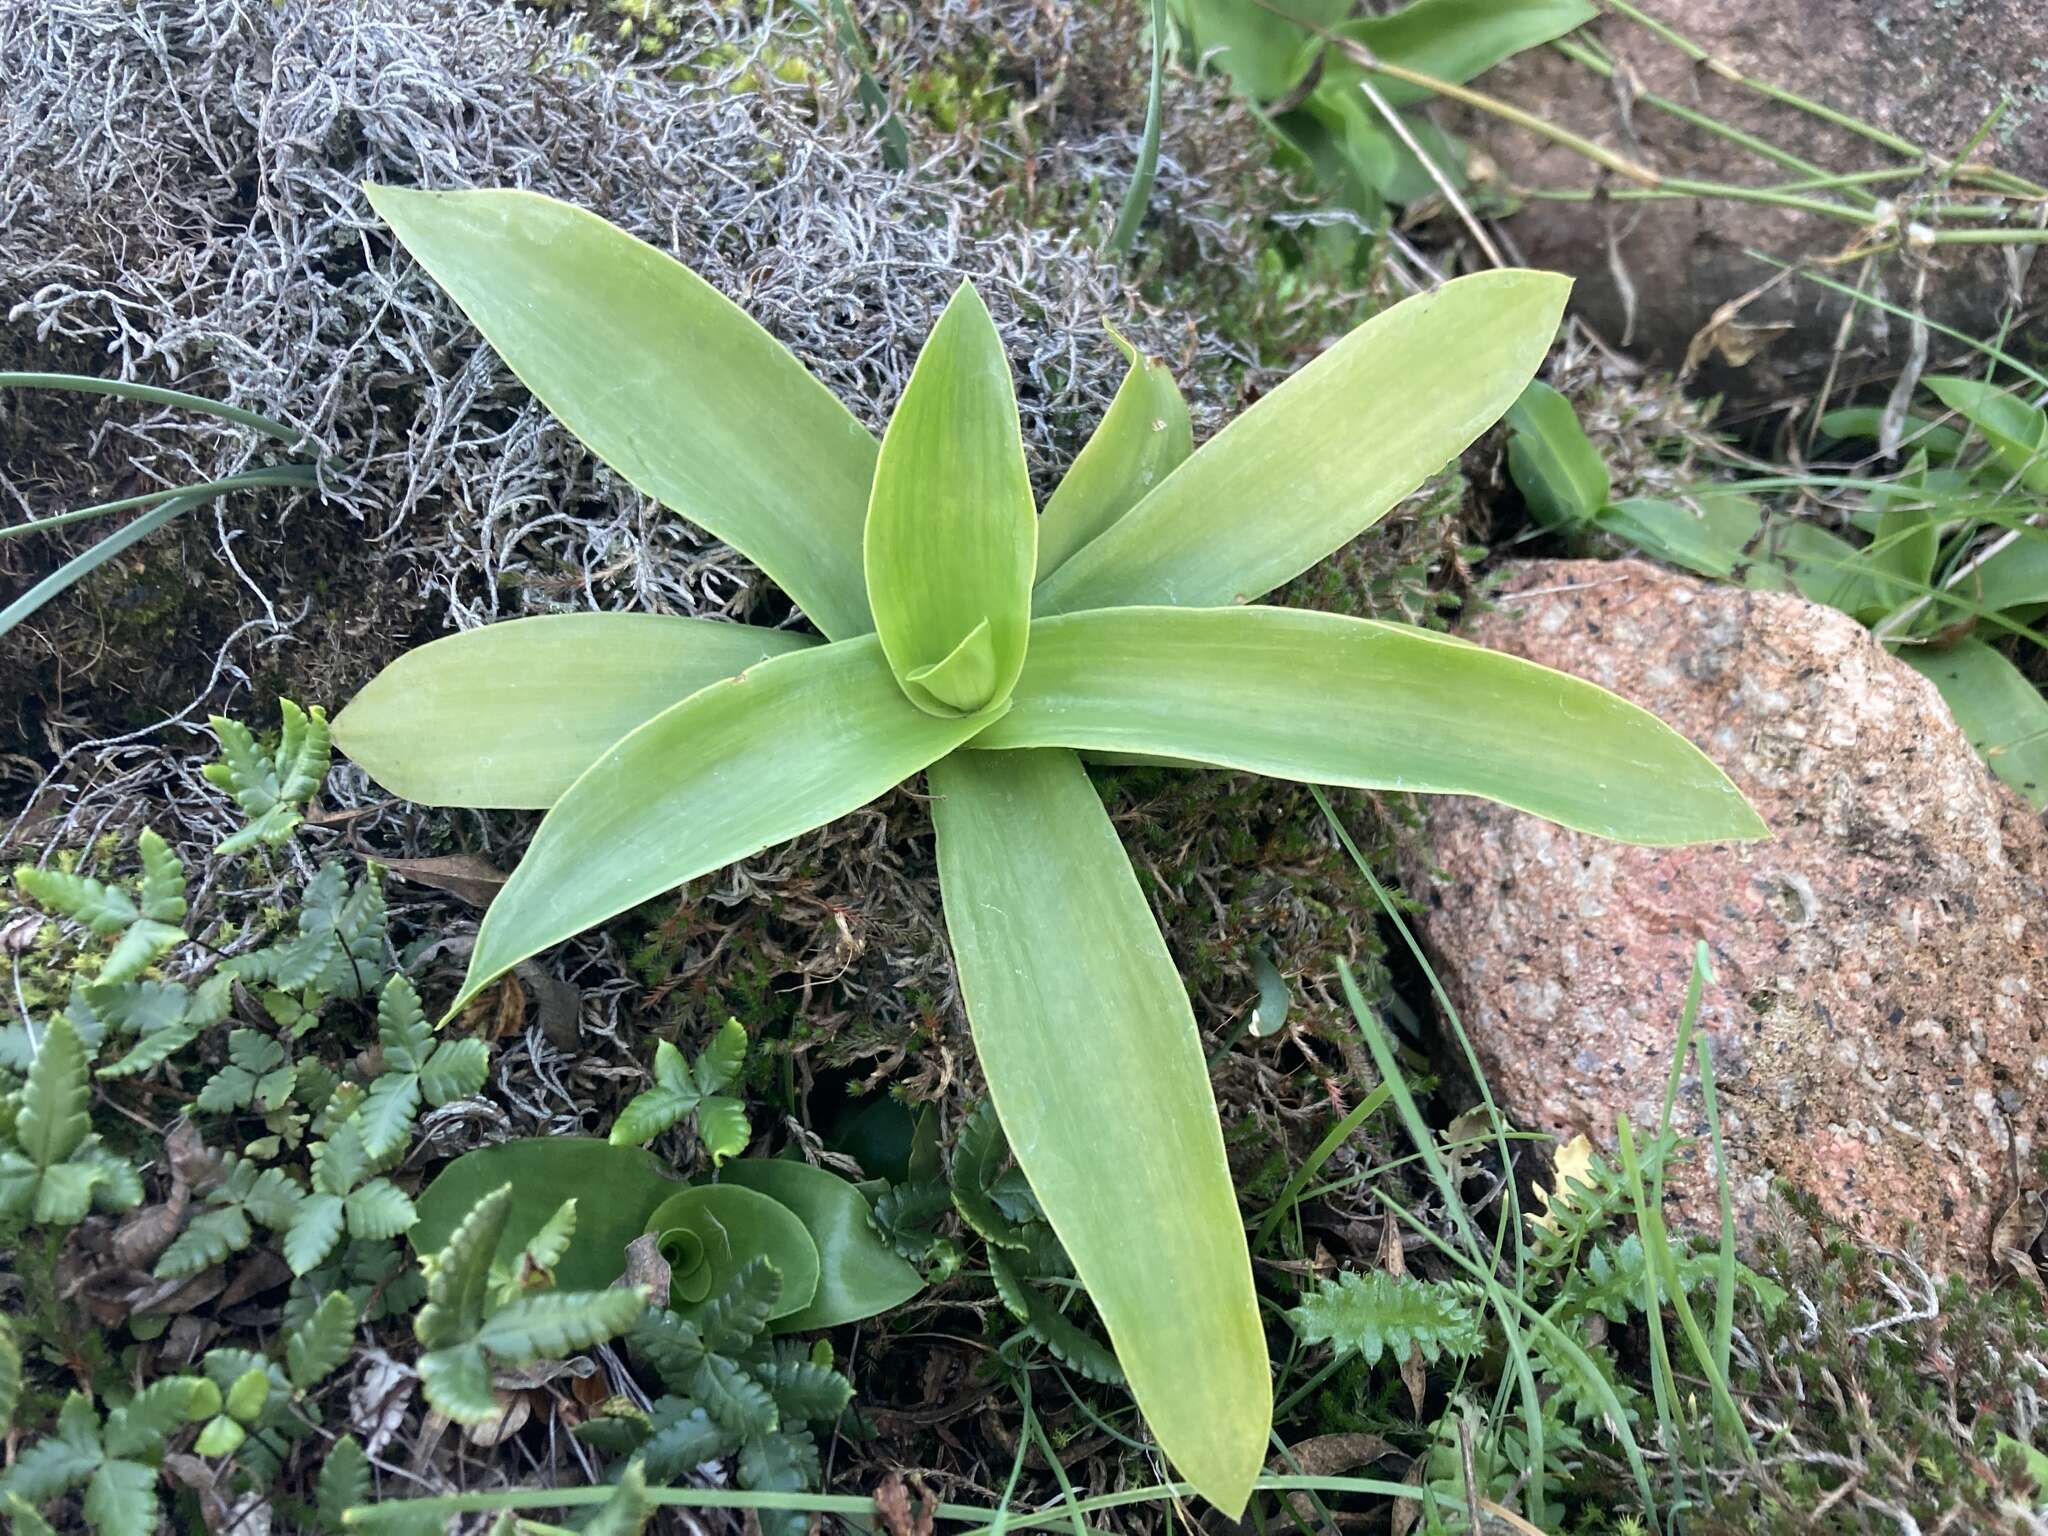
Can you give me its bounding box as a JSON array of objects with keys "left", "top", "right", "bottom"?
[{"left": 864, "top": 282, "right": 1036, "bottom": 717}]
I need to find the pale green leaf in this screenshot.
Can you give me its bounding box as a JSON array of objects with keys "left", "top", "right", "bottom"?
[
  {"left": 0, "top": 1318, "right": 19, "bottom": 1436},
  {"left": 192, "top": 1416, "right": 246, "bottom": 1457},
  {"left": 420, "top": 1039, "right": 489, "bottom": 1105},
  {"left": 1325, "top": 0, "right": 1599, "bottom": 109},
  {"left": 355, "top": 1075, "right": 421, "bottom": 1162},
  {"left": 981, "top": 607, "right": 1766, "bottom": 844},
  {"left": 224, "top": 1367, "right": 271, "bottom": 1424},
  {"left": 449, "top": 635, "right": 995, "bottom": 1016},
  {"left": 365, "top": 186, "right": 879, "bottom": 641},
  {"left": 96, "top": 919, "right": 183, "bottom": 989},
  {"left": 645, "top": 1189, "right": 817, "bottom": 1322},
  {"left": 1038, "top": 325, "right": 1193, "bottom": 578},
  {"left": 929, "top": 747, "right": 1268, "bottom": 1517},
  {"left": 864, "top": 282, "right": 1035, "bottom": 716},
  {"left": 155, "top": 1205, "right": 252, "bottom": 1279},
  {"left": 332, "top": 614, "right": 816, "bottom": 809},
  {"left": 1926, "top": 375, "right": 2048, "bottom": 493},
  {"left": 608, "top": 1086, "right": 699, "bottom": 1149},
  {"left": 1505, "top": 379, "right": 1608, "bottom": 527},
  {"left": 102, "top": 1376, "right": 217, "bottom": 1459},
  {"left": 1033, "top": 271, "right": 1569, "bottom": 616},
  {"left": 1902, "top": 639, "right": 2048, "bottom": 808}
]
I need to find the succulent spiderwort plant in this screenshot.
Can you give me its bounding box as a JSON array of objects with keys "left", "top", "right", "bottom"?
[{"left": 334, "top": 186, "right": 1765, "bottom": 1514}]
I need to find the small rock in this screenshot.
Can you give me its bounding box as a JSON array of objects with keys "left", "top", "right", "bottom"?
[{"left": 1400, "top": 560, "right": 2046, "bottom": 1273}]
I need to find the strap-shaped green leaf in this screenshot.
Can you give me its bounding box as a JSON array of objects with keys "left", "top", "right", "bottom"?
[
  {"left": 333, "top": 614, "right": 815, "bottom": 809},
  {"left": 977, "top": 607, "right": 1766, "bottom": 845},
  {"left": 1037, "top": 326, "right": 1192, "bottom": 578},
  {"left": 1902, "top": 639, "right": 2048, "bottom": 809},
  {"left": 365, "top": 186, "right": 879, "bottom": 640},
  {"left": 928, "top": 747, "right": 1268, "bottom": 1516},
  {"left": 1033, "top": 271, "right": 1569, "bottom": 615},
  {"left": 450, "top": 636, "right": 997, "bottom": 1015},
  {"left": 863, "top": 282, "right": 1036, "bottom": 716}
]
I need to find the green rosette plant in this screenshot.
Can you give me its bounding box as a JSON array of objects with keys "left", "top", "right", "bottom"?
[{"left": 333, "top": 185, "right": 1764, "bottom": 1513}]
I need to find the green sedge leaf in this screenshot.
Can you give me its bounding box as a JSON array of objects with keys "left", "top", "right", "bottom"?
[
  {"left": 929, "top": 747, "right": 1269, "bottom": 1517},
  {"left": 980, "top": 607, "right": 1766, "bottom": 844},
  {"left": 864, "top": 282, "right": 1036, "bottom": 717},
  {"left": 365, "top": 186, "right": 878, "bottom": 640},
  {"left": 448, "top": 635, "right": 996, "bottom": 1017},
  {"left": 1034, "top": 271, "right": 1569, "bottom": 616},
  {"left": 1505, "top": 378, "right": 1609, "bottom": 527},
  {"left": 1966, "top": 529, "right": 2048, "bottom": 615},
  {"left": 333, "top": 614, "right": 816, "bottom": 810},
  {"left": 1902, "top": 639, "right": 2048, "bottom": 809},
  {"left": 1322, "top": 0, "right": 1598, "bottom": 110},
  {"left": 1925, "top": 376, "right": 2048, "bottom": 493},
  {"left": 412, "top": 1139, "right": 681, "bottom": 1293},
  {"left": 717, "top": 1159, "right": 924, "bottom": 1332},
  {"left": 1037, "top": 326, "right": 1193, "bottom": 578}
]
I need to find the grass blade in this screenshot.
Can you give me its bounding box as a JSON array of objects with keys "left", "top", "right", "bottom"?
[
  {"left": 1108, "top": 0, "right": 1168, "bottom": 254},
  {"left": 1, "top": 493, "right": 201, "bottom": 641},
  {"left": 929, "top": 747, "right": 1269, "bottom": 1516},
  {"left": 0, "top": 372, "right": 311, "bottom": 450}
]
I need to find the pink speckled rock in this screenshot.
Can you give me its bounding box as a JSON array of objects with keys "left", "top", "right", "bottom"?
[{"left": 1400, "top": 560, "right": 2047, "bottom": 1272}]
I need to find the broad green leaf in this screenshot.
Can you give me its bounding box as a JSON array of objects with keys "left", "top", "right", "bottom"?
[
  {"left": 1869, "top": 499, "right": 1939, "bottom": 610},
  {"left": 863, "top": 282, "right": 1036, "bottom": 716},
  {"left": 449, "top": 636, "right": 995, "bottom": 1016},
  {"left": 643, "top": 1185, "right": 819, "bottom": 1321},
  {"left": 1174, "top": 0, "right": 1350, "bottom": 101},
  {"left": 717, "top": 1159, "right": 925, "bottom": 1331},
  {"left": 1033, "top": 271, "right": 1569, "bottom": 616},
  {"left": 1925, "top": 376, "right": 2048, "bottom": 493},
  {"left": 1037, "top": 327, "right": 1193, "bottom": 578},
  {"left": 1902, "top": 640, "right": 2048, "bottom": 808},
  {"left": 412, "top": 1139, "right": 680, "bottom": 1292},
  {"left": 695, "top": 1099, "right": 750, "bottom": 1166},
  {"left": 366, "top": 186, "right": 879, "bottom": 641},
  {"left": 332, "top": 615, "right": 815, "bottom": 809},
  {"left": 929, "top": 747, "right": 1268, "bottom": 1516},
  {"left": 1324, "top": 0, "right": 1599, "bottom": 110},
  {"left": 980, "top": 607, "right": 1766, "bottom": 845},
  {"left": 693, "top": 1018, "right": 747, "bottom": 1095},
  {"left": 1505, "top": 379, "right": 1608, "bottom": 528},
  {"left": 1820, "top": 405, "right": 1964, "bottom": 458}
]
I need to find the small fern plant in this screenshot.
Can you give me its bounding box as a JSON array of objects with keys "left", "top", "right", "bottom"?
[
  {"left": 579, "top": 1259, "right": 853, "bottom": 1536},
  {"left": 413, "top": 1183, "right": 649, "bottom": 1425},
  {"left": 609, "top": 1015, "right": 749, "bottom": 1162}
]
